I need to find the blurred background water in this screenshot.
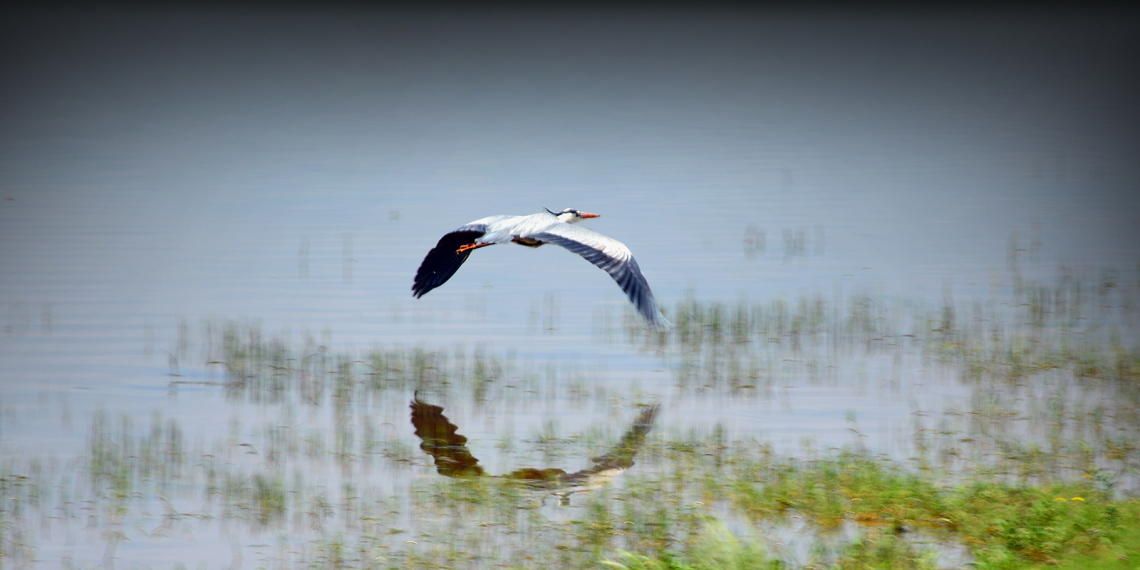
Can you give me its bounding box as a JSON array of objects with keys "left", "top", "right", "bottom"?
[{"left": 1, "top": 6, "right": 1138, "bottom": 567}]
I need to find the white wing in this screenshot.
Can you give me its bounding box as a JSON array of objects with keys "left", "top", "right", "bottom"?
[{"left": 528, "top": 223, "right": 670, "bottom": 330}]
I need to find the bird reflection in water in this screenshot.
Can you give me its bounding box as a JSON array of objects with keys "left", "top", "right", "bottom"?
[{"left": 410, "top": 397, "right": 660, "bottom": 504}]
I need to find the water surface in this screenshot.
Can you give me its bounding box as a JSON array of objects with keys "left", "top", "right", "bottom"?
[{"left": 1, "top": 6, "right": 1138, "bottom": 568}]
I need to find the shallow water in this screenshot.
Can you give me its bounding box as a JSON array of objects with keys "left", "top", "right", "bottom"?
[{"left": 1, "top": 6, "right": 1138, "bottom": 568}]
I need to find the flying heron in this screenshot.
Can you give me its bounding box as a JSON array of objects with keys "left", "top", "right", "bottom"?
[{"left": 411, "top": 208, "right": 670, "bottom": 329}]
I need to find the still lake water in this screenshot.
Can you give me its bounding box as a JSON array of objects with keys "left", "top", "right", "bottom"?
[{"left": 1, "top": 7, "right": 1138, "bottom": 567}]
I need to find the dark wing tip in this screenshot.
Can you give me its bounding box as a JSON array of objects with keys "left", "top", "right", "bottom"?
[
  {"left": 409, "top": 397, "right": 486, "bottom": 478},
  {"left": 614, "top": 259, "right": 671, "bottom": 330},
  {"left": 412, "top": 230, "right": 486, "bottom": 298}
]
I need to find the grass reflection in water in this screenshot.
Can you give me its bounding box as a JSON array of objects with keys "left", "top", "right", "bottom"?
[{"left": 2, "top": 265, "right": 1139, "bottom": 568}]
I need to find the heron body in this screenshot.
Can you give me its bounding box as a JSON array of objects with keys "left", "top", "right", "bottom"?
[{"left": 412, "top": 208, "right": 670, "bottom": 330}]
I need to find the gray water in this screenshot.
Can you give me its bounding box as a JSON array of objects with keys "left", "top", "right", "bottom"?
[{"left": 1, "top": 6, "right": 1138, "bottom": 568}]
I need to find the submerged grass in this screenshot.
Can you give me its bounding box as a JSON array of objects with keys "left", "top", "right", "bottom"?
[{"left": 2, "top": 265, "right": 1139, "bottom": 568}]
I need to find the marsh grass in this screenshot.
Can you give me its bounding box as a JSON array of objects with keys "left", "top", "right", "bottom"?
[{"left": 2, "top": 265, "right": 1138, "bottom": 568}]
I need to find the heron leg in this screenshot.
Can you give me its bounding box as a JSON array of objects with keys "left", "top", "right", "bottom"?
[{"left": 456, "top": 242, "right": 493, "bottom": 254}]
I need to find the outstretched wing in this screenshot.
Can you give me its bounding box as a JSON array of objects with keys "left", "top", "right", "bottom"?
[
  {"left": 412, "top": 216, "right": 520, "bottom": 298},
  {"left": 502, "top": 404, "right": 660, "bottom": 489},
  {"left": 409, "top": 398, "right": 486, "bottom": 477},
  {"left": 581, "top": 405, "right": 659, "bottom": 472},
  {"left": 412, "top": 224, "right": 489, "bottom": 298},
  {"left": 530, "top": 224, "right": 670, "bottom": 329},
  {"left": 562, "top": 404, "right": 660, "bottom": 487}
]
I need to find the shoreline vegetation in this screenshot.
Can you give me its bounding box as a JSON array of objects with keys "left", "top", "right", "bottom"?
[{"left": 2, "top": 264, "right": 1138, "bottom": 568}]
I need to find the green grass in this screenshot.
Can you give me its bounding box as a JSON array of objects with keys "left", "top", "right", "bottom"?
[{"left": 599, "top": 443, "right": 1140, "bottom": 570}]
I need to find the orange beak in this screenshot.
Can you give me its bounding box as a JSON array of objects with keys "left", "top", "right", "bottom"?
[{"left": 579, "top": 212, "right": 600, "bottom": 218}]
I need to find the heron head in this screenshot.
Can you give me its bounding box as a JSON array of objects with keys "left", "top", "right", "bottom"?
[{"left": 545, "top": 208, "right": 600, "bottom": 224}]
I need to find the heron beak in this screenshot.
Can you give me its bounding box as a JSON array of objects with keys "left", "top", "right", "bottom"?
[{"left": 580, "top": 212, "right": 600, "bottom": 218}]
